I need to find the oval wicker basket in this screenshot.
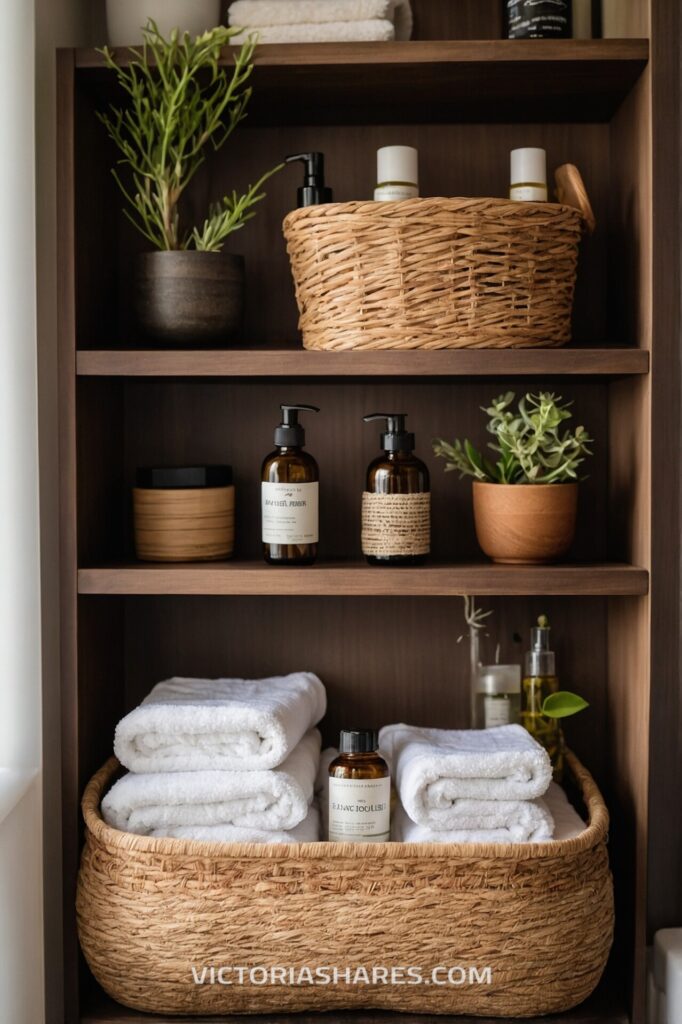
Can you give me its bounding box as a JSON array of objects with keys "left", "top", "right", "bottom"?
[
  {"left": 77, "top": 750, "right": 613, "bottom": 1017},
  {"left": 283, "top": 196, "right": 587, "bottom": 351}
]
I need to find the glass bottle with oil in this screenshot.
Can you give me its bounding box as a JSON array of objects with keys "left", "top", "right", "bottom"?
[{"left": 522, "top": 615, "right": 564, "bottom": 781}]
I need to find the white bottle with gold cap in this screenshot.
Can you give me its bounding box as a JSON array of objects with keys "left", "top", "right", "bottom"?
[
  {"left": 374, "top": 145, "right": 419, "bottom": 201},
  {"left": 510, "top": 147, "right": 548, "bottom": 202}
]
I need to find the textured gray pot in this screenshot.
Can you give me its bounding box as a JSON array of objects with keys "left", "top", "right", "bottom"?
[{"left": 134, "top": 251, "right": 245, "bottom": 344}]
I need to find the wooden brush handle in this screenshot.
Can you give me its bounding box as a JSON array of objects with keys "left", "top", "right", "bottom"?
[{"left": 555, "top": 164, "right": 596, "bottom": 234}]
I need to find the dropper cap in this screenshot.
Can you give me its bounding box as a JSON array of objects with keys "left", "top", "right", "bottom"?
[
  {"left": 525, "top": 614, "right": 556, "bottom": 677},
  {"left": 274, "top": 404, "right": 320, "bottom": 447},
  {"left": 363, "top": 413, "right": 414, "bottom": 453}
]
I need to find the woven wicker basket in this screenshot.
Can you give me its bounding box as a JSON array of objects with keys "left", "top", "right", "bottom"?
[
  {"left": 77, "top": 750, "right": 613, "bottom": 1017},
  {"left": 283, "top": 196, "right": 588, "bottom": 351}
]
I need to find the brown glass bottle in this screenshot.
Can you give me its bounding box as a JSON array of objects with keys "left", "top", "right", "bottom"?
[
  {"left": 261, "top": 404, "right": 319, "bottom": 566},
  {"left": 328, "top": 730, "right": 391, "bottom": 842},
  {"left": 363, "top": 413, "right": 430, "bottom": 566}
]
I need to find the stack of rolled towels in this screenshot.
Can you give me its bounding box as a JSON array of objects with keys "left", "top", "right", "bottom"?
[
  {"left": 379, "top": 723, "right": 585, "bottom": 843},
  {"left": 228, "top": 0, "right": 413, "bottom": 44},
  {"left": 102, "top": 672, "right": 326, "bottom": 843}
]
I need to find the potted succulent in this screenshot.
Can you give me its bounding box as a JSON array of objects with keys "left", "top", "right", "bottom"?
[
  {"left": 106, "top": 1, "right": 222, "bottom": 47},
  {"left": 98, "top": 21, "right": 282, "bottom": 343},
  {"left": 433, "top": 392, "right": 592, "bottom": 564}
]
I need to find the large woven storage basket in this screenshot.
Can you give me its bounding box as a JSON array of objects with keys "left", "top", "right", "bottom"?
[
  {"left": 283, "top": 197, "right": 586, "bottom": 351},
  {"left": 78, "top": 750, "right": 613, "bottom": 1017}
]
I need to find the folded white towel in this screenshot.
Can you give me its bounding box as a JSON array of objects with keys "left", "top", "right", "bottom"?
[
  {"left": 379, "top": 723, "right": 553, "bottom": 826},
  {"left": 391, "top": 783, "right": 584, "bottom": 844},
  {"left": 114, "top": 672, "right": 326, "bottom": 774},
  {"left": 231, "top": 19, "right": 395, "bottom": 43},
  {"left": 102, "top": 729, "right": 320, "bottom": 835},
  {"left": 149, "top": 801, "right": 321, "bottom": 844},
  {"left": 229, "top": 0, "right": 413, "bottom": 40}
]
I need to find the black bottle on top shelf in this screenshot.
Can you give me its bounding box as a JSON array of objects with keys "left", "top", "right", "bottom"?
[{"left": 504, "top": 0, "right": 573, "bottom": 39}]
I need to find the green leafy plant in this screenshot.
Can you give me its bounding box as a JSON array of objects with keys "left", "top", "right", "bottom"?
[
  {"left": 541, "top": 691, "right": 590, "bottom": 718},
  {"left": 433, "top": 392, "right": 593, "bottom": 484},
  {"left": 97, "top": 21, "right": 282, "bottom": 251}
]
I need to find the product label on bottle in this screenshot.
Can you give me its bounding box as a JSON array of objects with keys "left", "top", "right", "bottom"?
[
  {"left": 484, "top": 695, "right": 511, "bottom": 728},
  {"left": 261, "top": 482, "right": 319, "bottom": 544},
  {"left": 506, "top": 0, "right": 571, "bottom": 38},
  {"left": 328, "top": 776, "right": 391, "bottom": 842},
  {"left": 374, "top": 184, "right": 419, "bottom": 202},
  {"left": 361, "top": 491, "right": 430, "bottom": 557},
  {"left": 510, "top": 185, "right": 548, "bottom": 203}
]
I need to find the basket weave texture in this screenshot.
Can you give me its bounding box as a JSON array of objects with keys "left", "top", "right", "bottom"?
[
  {"left": 77, "top": 750, "right": 613, "bottom": 1017},
  {"left": 283, "top": 197, "right": 585, "bottom": 351}
]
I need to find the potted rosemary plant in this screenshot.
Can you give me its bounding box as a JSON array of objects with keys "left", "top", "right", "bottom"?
[
  {"left": 433, "top": 392, "right": 592, "bottom": 564},
  {"left": 98, "top": 21, "right": 282, "bottom": 343}
]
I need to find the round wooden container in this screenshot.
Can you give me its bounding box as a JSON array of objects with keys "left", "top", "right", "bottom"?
[{"left": 133, "top": 466, "right": 234, "bottom": 562}]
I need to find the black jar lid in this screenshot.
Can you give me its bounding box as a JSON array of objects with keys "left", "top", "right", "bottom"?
[
  {"left": 136, "top": 465, "right": 233, "bottom": 489},
  {"left": 339, "top": 729, "right": 379, "bottom": 754}
]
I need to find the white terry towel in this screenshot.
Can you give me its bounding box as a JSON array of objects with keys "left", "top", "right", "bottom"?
[
  {"left": 114, "top": 672, "right": 326, "bottom": 774},
  {"left": 391, "top": 783, "right": 584, "bottom": 844},
  {"left": 229, "top": 0, "right": 413, "bottom": 40},
  {"left": 149, "top": 801, "right": 321, "bottom": 844},
  {"left": 230, "top": 19, "right": 395, "bottom": 43},
  {"left": 379, "top": 723, "right": 553, "bottom": 827},
  {"left": 102, "top": 729, "right": 320, "bottom": 835}
]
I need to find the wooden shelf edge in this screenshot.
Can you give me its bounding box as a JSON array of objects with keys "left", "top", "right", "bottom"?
[
  {"left": 76, "top": 348, "right": 650, "bottom": 379},
  {"left": 82, "top": 982, "right": 628, "bottom": 1023},
  {"left": 77, "top": 562, "right": 649, "bottom": 598},
  {"left": 74, "top": 38, "right": 649, "bottom": 70}
]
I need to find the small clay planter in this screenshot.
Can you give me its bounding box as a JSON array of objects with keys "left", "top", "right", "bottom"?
[
  {"left": 134, "top": 251, "right": 244, "bottom": 344},
  {"left": 472, "top": 481, "right": 578, "bottom": 565}
]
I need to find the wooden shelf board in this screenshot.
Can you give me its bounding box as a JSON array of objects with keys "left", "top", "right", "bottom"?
[
  {"left": 76, "top": 348, "right": 650, "bottom": 379},
  {"left": 72, "top": 40, "right": 648, "bottom": 124},
  {"left": 82, "top": 986, "right": 628, "bottom": 1023},
  {"left": 77, "top": 562, "right": 649, "bottom": 598}
]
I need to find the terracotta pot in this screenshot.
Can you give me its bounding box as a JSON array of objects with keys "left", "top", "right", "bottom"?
[
  {"left": 134, "top": 251, "right": 244, "bottom": 344},
  {"left": 472, "top": 481, "right": 578, "bottom": 564}
]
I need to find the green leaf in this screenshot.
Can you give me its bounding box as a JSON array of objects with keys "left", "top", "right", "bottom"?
[{"left": 541, "top": 691, "right": 590, "bottom": 719}]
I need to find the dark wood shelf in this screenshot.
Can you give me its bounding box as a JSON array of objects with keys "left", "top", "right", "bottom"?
[
  {"left": 75, "top": 347, "right": 650, "bottom": 379},
  {"left": 83, "top": 985, "right": 628, "bottom": 1023},
  {"left": 73, "top": 39, "right": 648, "bottom": 124},
  {"left": 77, "top": 561, "right": 649, "bottom": 598}
]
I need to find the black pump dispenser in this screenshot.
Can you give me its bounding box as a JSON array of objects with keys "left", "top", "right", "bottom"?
[
  {"left": 285, "top": 152, "right": 333, "bottom": 207},
  {"left": 364, "top": 413, "right": 415, "bottom": 453},
  {"left": 274, "top": 403, "right": 320, "bottom": 447}
]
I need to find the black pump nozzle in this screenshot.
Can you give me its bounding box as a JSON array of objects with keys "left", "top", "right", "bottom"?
[
  {"left": 364, "top": 412, "right": 415, "bottom": 453},
  {"left": 275, "top": 403, "right": 320, "bottom": 447},
  {"left": 285, "top": 152, "right": 333, "bottom": 207}
]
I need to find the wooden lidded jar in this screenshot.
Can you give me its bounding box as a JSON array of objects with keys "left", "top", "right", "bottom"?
[{"left": 133, "top": 466, "right": 235, "bottom": 562}]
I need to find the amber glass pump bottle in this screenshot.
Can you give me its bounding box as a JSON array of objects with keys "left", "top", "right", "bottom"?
[
  {"left": 522, "top": 615, "right": 564, "bottom": 781},
  {"left": 261, "top": 404, "right": 320, "bottom": 566},
  {"left": 362, "top": 413, "right": 430, "bottom": 565}
]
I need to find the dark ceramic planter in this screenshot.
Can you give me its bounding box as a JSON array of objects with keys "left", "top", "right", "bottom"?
[{"left": 134, "top": 251, "right": 245, "bottom": 344}]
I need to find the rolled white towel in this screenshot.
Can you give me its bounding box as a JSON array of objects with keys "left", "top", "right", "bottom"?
[
  {"left": 229, "top": 0, "right": 413, "bottom": 40},
  {"left": 379, "top": 723, "right": 553, "bottom": 827},
  {"left": 114, "top": 672, "right": 326, "bottom": 774},
  {"left": 391, "top": 783, "right": 584, "bottom": 844},
  {"left": 102, "top": 729, "right": 320, "bottom": 835},
  {"left": 149, "top": 801, "right": 321, "bottom": 844},
  {"left": 230, "top": 19, "right": 395, "bottom": 43}
]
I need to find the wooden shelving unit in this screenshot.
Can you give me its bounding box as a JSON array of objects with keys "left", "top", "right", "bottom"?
[
  {"left": 56, "top": 2, "right": 677, "bottom": 1021},
  {"left": 77, "top": 562, "right": 649, "bottom": 597},
  {"left": 76, "top": 347, "right": 650, "bottom": 378}
]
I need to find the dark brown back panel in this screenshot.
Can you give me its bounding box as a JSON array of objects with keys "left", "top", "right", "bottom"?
[{"left": 121, "top": 593, "right": 608, "bottom": 784}]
